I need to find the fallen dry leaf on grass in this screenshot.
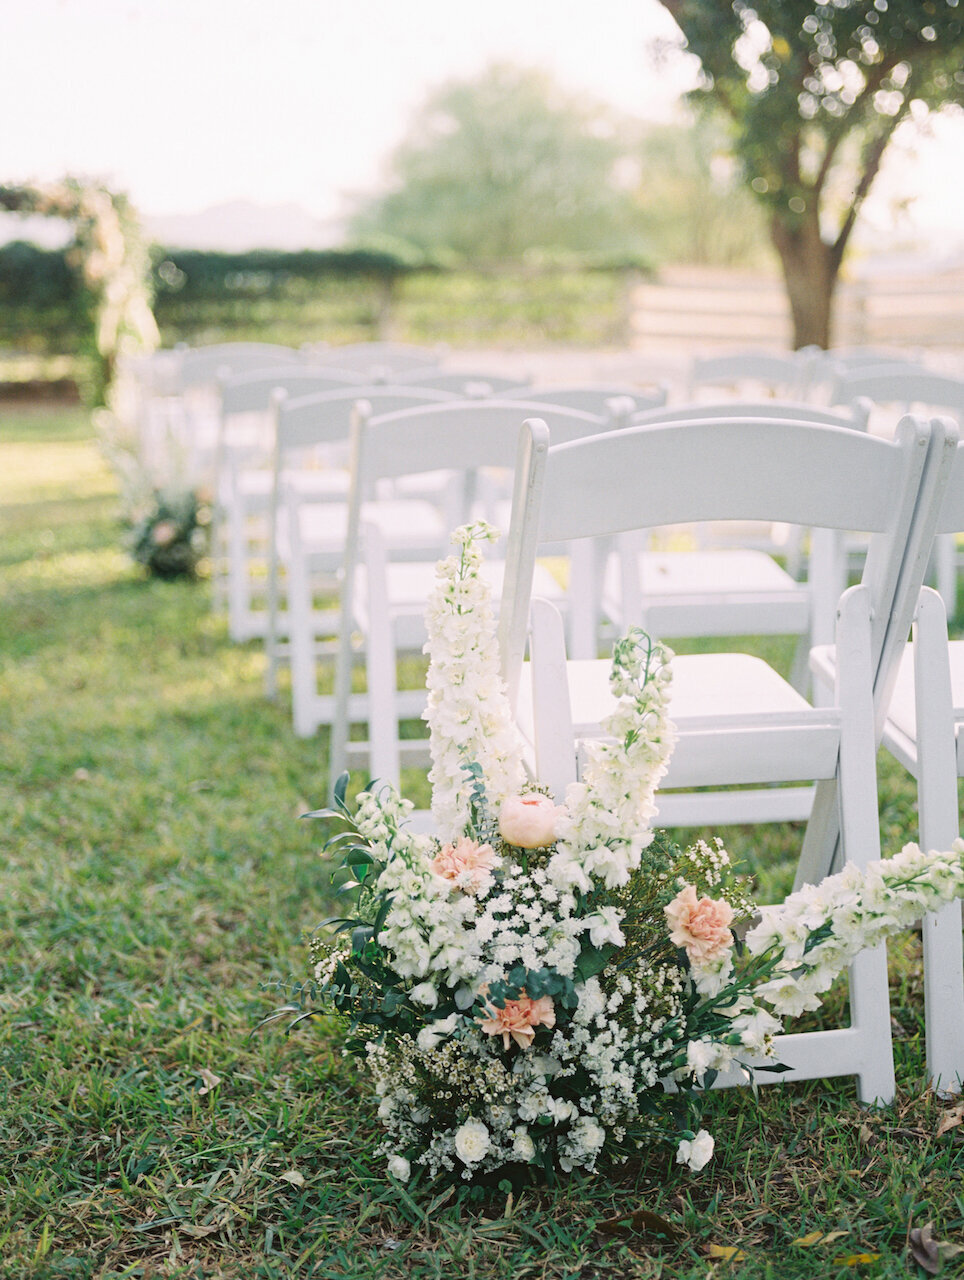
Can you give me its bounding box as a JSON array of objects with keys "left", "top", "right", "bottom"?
[
  {"left": 936, "top": 1102, "right": 964, "bottom": 1138},
  {"left": 597, "top": 1206, "right": 682, "bottom": 1241},
  {"left": 792, "top": 1230, "right": 848, "bottom": 1247},
  {"left": 908, "top": 1222, "right": 964, "bottom": 1275},
  {"left": 195, "top": 1068, "right": 222, "bottom": 1096},
  {"left": 706, "top": 1244, "right": 748, "bottom": 1262}
]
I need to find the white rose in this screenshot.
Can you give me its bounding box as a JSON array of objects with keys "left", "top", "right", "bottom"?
[
  {"left": 387, "top": 1154, "right": 411, "bottom": 1182},
  {"left": 676, "top": 1129, "right": 715, "bottom": 1172},
  {"left": 454, "top": 1118, "right": 491, "bottom": 1166}
]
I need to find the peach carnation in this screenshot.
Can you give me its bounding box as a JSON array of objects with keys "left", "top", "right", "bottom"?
[
  {"left": 665, "top": 883, "right": 734, "bottom": 966},
  {"left": 498, "top": 793, "right": 563, "bottom": 849},
  {"left": 477, "top": 993, "right": 556, "bottom": 1051},
  {"left": 430, "top": 837, "right": 498, "bottom": 892}
]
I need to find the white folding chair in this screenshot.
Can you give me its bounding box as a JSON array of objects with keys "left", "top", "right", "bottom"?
[
  {"left": 326, "top": 400, "right": 618, "bottom": 784},
  {"left": 813, "top": 435, "right": 964, "bottom": 1092},
  {"left": 497, "top": 413, "right": 954, "bottom": 1104},
  {"left": 687, "top": 349, "right": 817, "bottom": 402},
  {"left": 305, "top": 341, "right": 442, "bottom": 377},
  {"left": 392, "top": 370, "right": 530, "bottom": 395},
  {"left": 213, "top": 366, "right": 370, "bottom": 630},
  {"left": 265, "top": 387, "right": 461, "bottom": 707},
  {"left": 516, "top": 385, "right": 669, "bottom": 416},
  {"left": 830, "top": 366, "right": 964, "bottom": 615}
]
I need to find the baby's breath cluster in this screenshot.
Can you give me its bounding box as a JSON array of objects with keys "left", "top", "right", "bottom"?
[{"left": 302, "top": 525, "right": 964, "bottom": 1190}]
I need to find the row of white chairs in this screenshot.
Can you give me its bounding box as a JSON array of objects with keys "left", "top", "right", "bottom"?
[{"left": 123, "top": 341, "right": 964, "bottom": 1104}]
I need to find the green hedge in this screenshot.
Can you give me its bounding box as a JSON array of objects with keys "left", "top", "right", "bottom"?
[{"left": 1, "top": 244, "right": 636, "bottom": 374}]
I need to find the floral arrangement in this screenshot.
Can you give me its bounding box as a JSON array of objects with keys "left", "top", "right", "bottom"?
[
  {"left": 128, "top": 487, "right": 211, "bottom": 580},
  {"left": 298, "top": 523, "right": 964, "bottom": 1189}
]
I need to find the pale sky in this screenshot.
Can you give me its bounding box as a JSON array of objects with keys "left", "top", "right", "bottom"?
[{"left": 2, "top": 0, "right": 963, "bottom": 246}]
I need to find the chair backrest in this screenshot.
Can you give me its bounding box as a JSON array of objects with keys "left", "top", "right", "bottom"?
[
  {"left": 305, "top": 342, "right": 441, "bottom": 375},
  {"left": 498, "top": 413, "right": 944, "bottom": 706},
  {"left": 829, "top": 366, "right": 964, "bottom": 418},
  {"left": 391, "top": 370, "right": 529, "bottom": 395},
  {"left": 630, "top": 398, "right": 871, "bottom": 432},
  {"left": 346, "top": 399, "right": 608, "bottom": 486},
  {"left": 517, "top": 385, "right": 669, "bottom": 417},
  {"left": 273, "top": 385, "right": 458, "bottom": 456},
  {"left": 687, "top": 350, "right": 814, "bottom": 400},
  {"left": 937, "top": 435, "right": 964, "bottom": 537},
  {"left": 179, "top": 343, "right": 303, "bottom": 389},
  {"left": 219, "top": 365, "right": 368, "bottom": 417}
]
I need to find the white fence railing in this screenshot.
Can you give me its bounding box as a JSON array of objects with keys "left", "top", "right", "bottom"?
[{"left": 629, "top": 265, "right": 964, "bottom": 352}]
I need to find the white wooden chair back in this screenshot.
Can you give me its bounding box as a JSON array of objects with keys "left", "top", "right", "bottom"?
[
  {"left": 392, "top": 370, "right": 529, "bottom": 394},
  {"left": 305, "top": 341, "right": 441, "bottom": 375},
  {"left": 686, "top": 349, "right": 816, "bottom": 401},
  {"left": 517, "top": 385, "right": 669, "bottom": 417},
  {"left": 830, "top": 366, "right": 964, "bottom": 417},
  {"left": 499, "top": 414, "right": 938, "bottom": 712}
]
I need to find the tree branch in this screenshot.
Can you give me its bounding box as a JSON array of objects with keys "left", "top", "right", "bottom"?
[{"left": 830, "top": 102, "right": 910, "bottom": 273}]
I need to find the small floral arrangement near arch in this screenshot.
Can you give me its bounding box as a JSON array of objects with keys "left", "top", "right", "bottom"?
[
  {"left": 281, "top": 523, "right": 964, "bottom": 1190},
  {"left": 128, "top": 488, "right": 211, "bottom": 581}
]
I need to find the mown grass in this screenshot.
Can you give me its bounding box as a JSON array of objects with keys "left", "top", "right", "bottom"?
[{"left": 1, "top": 405, "right": 962, "bottom": 1279}]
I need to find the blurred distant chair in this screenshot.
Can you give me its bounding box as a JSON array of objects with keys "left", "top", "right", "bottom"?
[
  {"left": 515, "top": 384, "right": 669, "bottom": 416},
  {"left": 323, "top": 399, "right": 617, "bottom": 778},
  {"left": 306, "top": 341, "right": 443, "bottom": 378},
  {"left": 392, "top": 369, "right": 531, "bottom": 395},
  {"left": 686, "top": 349, "right": 817, "bottom": 402},
  {"left": 213, "top": 365, "right": 370, "bottom": 632},
  {"left": 265, "top": 386, "right": 462, "bottom": 715}
]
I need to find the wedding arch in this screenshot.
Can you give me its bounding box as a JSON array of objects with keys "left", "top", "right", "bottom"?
[{"left": 0, "top": 178, "right": 158, "bottom": 403}]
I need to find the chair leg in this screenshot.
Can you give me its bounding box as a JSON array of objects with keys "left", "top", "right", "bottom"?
[
  {"left": 829, "top": 585, "right": 896, "bottom": 1104},
  {"left": 287, "top": 503, "right": 319, "bottom": 739},
  {"left": 365, "top": 530, "right": 401, "bottom": 789},
  {"left": 227, "top": 493, "right": 252, "bottom": 643},
  {"left": 529, "top": 597, "right": 579, "bottom": 802},
  {"left": 914, "top": 588, "right": 964, "bottom": 1093}
]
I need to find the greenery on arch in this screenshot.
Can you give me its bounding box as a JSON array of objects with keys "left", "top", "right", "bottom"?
[{"left": 0, "top": 177, "right": 158, "bottom": 404}]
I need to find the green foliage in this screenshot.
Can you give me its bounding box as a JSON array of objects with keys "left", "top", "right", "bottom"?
[
  {"left": 151, "top": 245, "right": 439, "bottom": 302},
  {"left": 349, "top": 63, "right": 648, "bottom": 263},
  {"left": 0, "top": 179, "right": 158, "bottom": 404},
  {"left": 635, "top": 113, "right": 774, "bottom": 268},
  {"left": 657, "top": 0, "right": 964, "bottom": 343},
  {"left": 1, "top": 405, "right": 962, "bottom": 1273}
]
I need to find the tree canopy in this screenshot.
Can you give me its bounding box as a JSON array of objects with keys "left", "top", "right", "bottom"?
[
  {"left": 348, "top": 64, "right": 647, "bottom": 265},
  {"left": 656, "top": 0, "right": 964, "bottom": 345}
]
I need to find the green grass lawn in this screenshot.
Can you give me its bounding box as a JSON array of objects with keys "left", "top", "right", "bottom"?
[{"left": 1, "top": 405, "right": 962, "bottom": 1279}]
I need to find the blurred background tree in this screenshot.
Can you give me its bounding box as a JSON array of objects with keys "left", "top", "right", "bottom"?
[
  {"left": 634, "top": 110, "right": 773, "bottom": 267},
  {"left": 347, "top": 63, "right": 647, "bottom": 264},
  {"left": 656, "top": 0, "right": 964, "bottom": 347}
]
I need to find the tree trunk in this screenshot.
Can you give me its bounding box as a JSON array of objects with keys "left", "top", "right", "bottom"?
[{"left": 769, "top": 211, "right": 838, "bottom": 350}]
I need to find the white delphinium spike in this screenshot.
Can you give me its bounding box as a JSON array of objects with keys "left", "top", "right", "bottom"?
[
  {"left": 551, "top": 630, "right": 677, "bottom": 891},
  {"left": 423, "top": 522, "right": 524, "bottom": 837}
]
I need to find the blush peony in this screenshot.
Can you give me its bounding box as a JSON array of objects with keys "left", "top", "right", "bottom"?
[
  {"left": 498, "top": 793, "right": 563, "bottom": 849},
  {"left": 665, "top": 883, "right": 734, "bottom": 965},
  {"left": 477, "top": 992, "right": 556, "bottom": 1050},
  {"left": 430, "top": 837, "right": 498, "bottom": 892}
]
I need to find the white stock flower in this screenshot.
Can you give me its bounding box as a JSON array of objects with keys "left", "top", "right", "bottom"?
[
  {"left": 676, "top": 1129, "right": 715, "bottom": 1172},
  {"left": 386, "top": 1154, "right": 411, "bottom": 1182}
]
